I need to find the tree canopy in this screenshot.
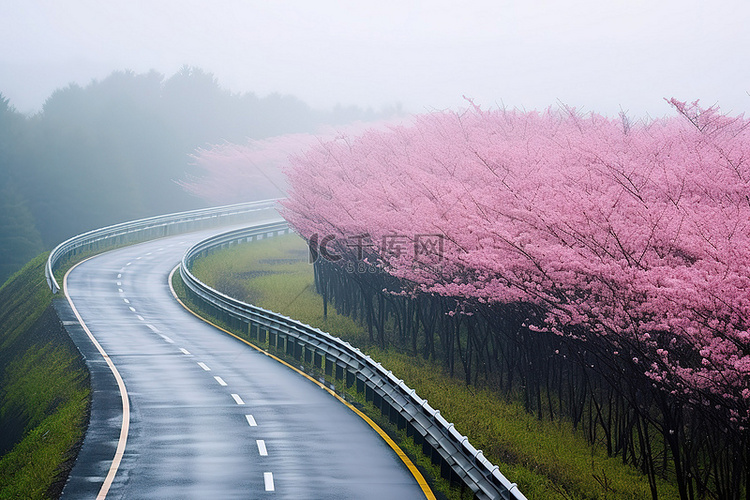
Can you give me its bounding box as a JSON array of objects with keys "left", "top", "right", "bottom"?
[
  {"left": 280, "top": 100, "right": 750, "bottom": 498},
  {"left": 0, "top": 67, "right": 386, "bottom": 283}
]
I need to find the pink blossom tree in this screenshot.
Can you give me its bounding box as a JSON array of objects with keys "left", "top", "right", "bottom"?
[
  {"left": 180, "top": 121, "right": 409, "bottom": 204},
  {"left": 281, "top": 100, "right": 750, "bottom": 498}
]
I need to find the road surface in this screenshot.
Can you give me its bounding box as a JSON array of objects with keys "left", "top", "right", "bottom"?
[{"left": 59, "top": 224, "right": 426, "bottom": 499}]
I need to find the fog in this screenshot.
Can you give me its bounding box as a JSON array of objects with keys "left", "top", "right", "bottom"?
[
  {"left": 2, "top": 1, "right": 749, "bottom": 118},
  {"left": 2, "top": 3, "right": 750, "bottom": 496},
  {"left": 1, "top": 1, "right": 749, "bottom": 282}
]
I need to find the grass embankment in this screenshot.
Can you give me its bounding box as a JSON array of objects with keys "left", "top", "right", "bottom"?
[
  {"left": 0, "top": 253, "right": 90, "bottom": 499},
  {"left": 188, "top": 233, "right": 681, "bottom": 500}
]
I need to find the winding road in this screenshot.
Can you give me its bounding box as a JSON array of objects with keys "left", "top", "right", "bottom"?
[{"left": 59, "top": 224, "right": 426, "bottom": 499}]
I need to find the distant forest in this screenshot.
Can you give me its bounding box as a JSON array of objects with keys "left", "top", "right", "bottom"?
[{"left": 0, "top": 67, "right": 392, "bottom": 283}]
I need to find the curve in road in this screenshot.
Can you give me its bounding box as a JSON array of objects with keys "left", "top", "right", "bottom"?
[{"left": 60, "top": 225, "right": 429, "bottom": 499}]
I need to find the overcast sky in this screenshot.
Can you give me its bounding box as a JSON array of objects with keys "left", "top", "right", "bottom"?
[{"left": 2, "top": 1, "right": 748, "bottom": 119}]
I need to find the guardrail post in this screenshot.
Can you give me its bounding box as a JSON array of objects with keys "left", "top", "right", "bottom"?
[
  {"left": 269, "top": 330, "right": 276, "bottom": 348},
  {"left": 324, "top": 357, "right": 334, "bottom": 376},
  {"left": 373, "top": 392, "right": 383, "bottom": 413},
  {"left": 406, "top": 420, "right": 417, "bottom": 440},
  {"left": 441, "top": 460, "right": 453, "bottom": 487},
  {"left": 397, "top": 413, "right": 407, "bottom": 431},
  {"left": 286, "top": 338, "right": 295, "bottom": 357},
  {"left": 313, "top": 352, "right": 322, "bottom": 369}
]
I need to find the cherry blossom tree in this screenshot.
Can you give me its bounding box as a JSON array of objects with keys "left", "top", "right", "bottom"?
[
  {"left": 180, "top": 120, "right": 409, "bottom": 204},
  {"left": 281, "top": 100, "right": 750, "bottom": 499}
]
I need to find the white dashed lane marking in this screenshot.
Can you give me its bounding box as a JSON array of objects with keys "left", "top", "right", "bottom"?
[
  {"left": 112, "top": 260, "right": 277, "bottom": 492},
  {"left": 136, "top": 315, "right": 144, "bottom": 321},
  {"left": 264, "top": 472, "right": 274, "bottom": 491}
]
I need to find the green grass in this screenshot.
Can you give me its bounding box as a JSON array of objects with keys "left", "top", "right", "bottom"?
[
  {"left": 0, "top": 253, "right": 90, "bottom": 499},
  {"left": 0, "top": 254, "right": 54, "bottom": 353},
  {"left": 190, "top": 233, "right": 682, "bottom": 500}
]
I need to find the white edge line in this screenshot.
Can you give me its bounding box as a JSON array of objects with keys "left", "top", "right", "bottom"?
[{"left": 65, "top": 257, "right": 129, "bottom": 500}]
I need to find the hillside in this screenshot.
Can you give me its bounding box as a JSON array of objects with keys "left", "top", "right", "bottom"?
[{"left": 0, "top": 253, "right": 89, "bottom": 499}]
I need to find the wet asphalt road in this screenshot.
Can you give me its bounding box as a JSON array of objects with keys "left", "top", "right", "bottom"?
[{"left": 60, "top": 225, "right": 425, "bottom": 499}]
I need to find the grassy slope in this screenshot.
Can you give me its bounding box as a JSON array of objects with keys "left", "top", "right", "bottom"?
[
  {"left": 0, "top": 253, "right": 90, "bottom": 499},
  {"left": 191, "top": 234, "right": 681, "bottom": 500}
]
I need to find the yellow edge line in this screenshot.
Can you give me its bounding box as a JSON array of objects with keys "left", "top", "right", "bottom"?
[
  {"left": 168, "top": 266, "right": 435, "bottom": 500},
  {"left": 64, "top": 256, "right": 130, "bottom": 500}
]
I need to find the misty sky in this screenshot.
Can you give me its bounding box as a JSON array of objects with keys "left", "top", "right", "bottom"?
[{"left": 2, "top": 1, "right": 748, "bottom": 119}]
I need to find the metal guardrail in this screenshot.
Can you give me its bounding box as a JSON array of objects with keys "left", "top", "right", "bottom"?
[
  {"left": 180, "top": 222, "right": 527, "bottom": 500},
  {"left": 45, "top": 199, "right": 281, "bottom": 293}
]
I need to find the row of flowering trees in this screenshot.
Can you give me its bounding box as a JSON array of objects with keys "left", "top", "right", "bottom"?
[{"left": 277, "top": 100, "right": 750, "bottom": 499}]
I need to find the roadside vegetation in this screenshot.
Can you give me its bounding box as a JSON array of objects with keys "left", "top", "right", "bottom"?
[
  {"left": 0, "top": 253, "right": 90, "bottom": 499},
  {"left": 187, "top": 233, "right": 681, "bottom": 500}
]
